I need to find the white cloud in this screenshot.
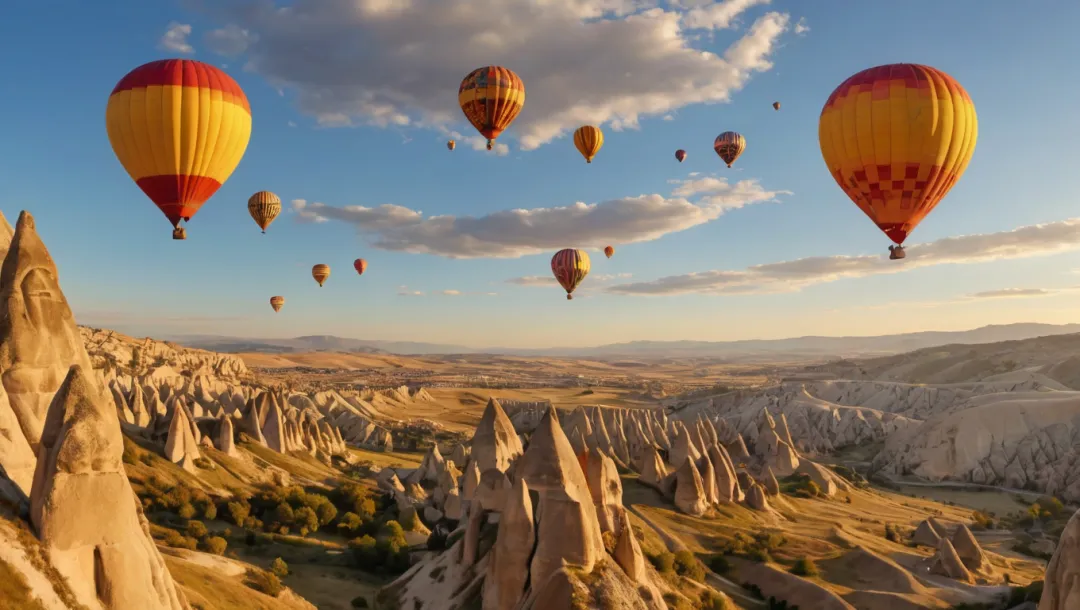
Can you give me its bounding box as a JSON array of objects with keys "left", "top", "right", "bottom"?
[
  {"left": 607, "top": 218, "right": 1080, "bottom": 296},
  {"left": 793, "top": 17, "right": 809, "bottom": 35},
  {"left": 287, "top": 121, "right": 297, "bottom": 128},
  {"left": 205, "top": 24, "right": 256, "bottom": 56},
  {"left": 159, "top": 22, "right": 195, "bottom": 54},
  {"left": 506, "top": 275, "right": 558, "bottom": 286},
  {"left": 194, "top": 0, "right": 792, "bottom": 150},
  {"left": 968, "top": 287, "right": 1073, "bottom": 299},
  {"left": 291, "top": 175, "right": 788, "bottom": 258},
  {"left": 397, "top": 285, "right": 424, "bottom": 297},
  {"left": 439, "top": 289, "right": 462, "bottom": 296}
]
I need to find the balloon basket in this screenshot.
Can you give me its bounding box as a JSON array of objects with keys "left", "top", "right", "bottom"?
[
  {"left": 486, "top": 140, "right": 494, "bottom": 150},
  {"left": 888, "top": 245, "right": 906, "bottom": 260},
  {"left": 566, "top": 294, "right": 573, "bottom": 300},
  {"left": 172, "top": 227, "right": 187, "bottom": 240}
]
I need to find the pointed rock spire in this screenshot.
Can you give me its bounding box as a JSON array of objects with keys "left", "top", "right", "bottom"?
[
  {"left": 0, "top": 211, "right": 94, "bottom": 449},
  {"left": 29, "top": 365, "right": 188, "bottom": 609},
  {"left": 471, "top": 398, "right": 523, "bottom": 473}
]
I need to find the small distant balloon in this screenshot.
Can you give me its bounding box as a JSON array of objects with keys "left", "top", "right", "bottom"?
[
  {"left": 312, "top": 264, "right": 330, "bottom": 287},
  {"left": 675, "top": 149, "right": 687, "bottom": 163},
  {"left": 773, "top": 101, "right": 781, "bottom": 111},
  {"left": 447, "top": 140, "right": 456, "bottom": 151},
  {"left": 573, "top": 125, "right": 604, "bottom": 163},
  {"left": 604, "top": 245, "right": 614, "bottom": 259},
  {"left": 713, "top": 131, "right": 746, "bottom": 168},
  {"left": 551, "top": 249, "right": 590, "bottom": 300},
  {"left": 354, "top": 258, "right": 368, "bottom": 276},
  {"left": 248, "top": 191, "right": 282, "bottom": 234},
  {"left": 270, "top": 296, "right": 285, "bottom": 313}
]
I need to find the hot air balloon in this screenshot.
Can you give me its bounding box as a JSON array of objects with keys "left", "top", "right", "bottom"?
[
  {"left": 248, "top": 191, "right": 281, "bottom": 234},
  {"left": 106, "top": 59, "right": 252, "bottom": 240},
  {"left": 270, "top": 296, "right": 285, "bottom": 313},
  {"left": 447, "top": 140, "right": 456, "bottom": 151},
  {"left": 773, "top": 101, "right": 781, "bottom": 111},
  {"left": 604, "top": 246, "right": 614, "bottom": 259},
  {"left": 713, "top": 132, "right": 745, "bottom": 168},
  {"left": 819, "top": 64, "right": 978, "bottom": 259},
  {"left": 458, "top": 66, "right": 525, "bottom": 150},
  {"left": 312, "top": 264, "right": 330, "bottom": 287},
  {"left": 675, "top": 149, "right": 687, "bottom": 163},
  {"left": 551, "top": 249, "right": 590, "bottom": 301},
  {"left": 354, "top": 259, "right": 367, "bottom": 276},
  {"left": 573, "top": 125, "right": 604, "bottom": 163}
]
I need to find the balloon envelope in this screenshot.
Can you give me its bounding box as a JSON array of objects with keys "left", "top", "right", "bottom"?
[
  {"left": 713, "top": 132, "right": 745, "bottom": 168},
  {"left": 604, "top": 246, "right": 614, "bottom": 259},
  {"left": 551, "top": 249, "right": 590, "bottom": 300},
  {"left": 106, "top": 59, "right": 252, "bottom": 235},
  {"left": 354, "top": 259, "right": 367, "bottom": 275},
  {"left": 447, "top": 140, "right": 456, "bottom": 151},
  {"left": 818, "top": 64, "right": 978, "bottom": 245},
  {"left": 312, "top": 264, "right": 330, "bottom": 287},
  {"left": 270, "top": 296, "right": 285, "bottom": 313},
  {"left": 675, "top": 149, "right": 687, "bottom": 162},
  {"left": 773, "top": 101, "right": 781, "bottom": 110},
  {"left": 458, "top": 66, "right": 525, "bottom": 150},
  {"left": 573, "top": 126, "right": 604, "bottom": 163},
  {"left": 248, "top": 191, "right": 282, "bottom": 233}
]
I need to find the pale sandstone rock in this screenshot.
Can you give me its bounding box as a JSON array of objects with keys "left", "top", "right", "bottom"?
[
  {"left": 585, "top": 449, "right": 623, "bottom": 534},
  {"left": 471, "top": 398, "right": 524, "bottom": 474},
  {"left": 164, "top": 399, "right": 200, "bottom": 472},
  {"left": 674, "top": 457, "right": 708, "bottom": 516},
  {"left": 930, "top": 538, "right": 974, "bottom": 584},
  {"left": 29, "top": 365, "right": 188, "bottom": 610},
  {"left": 215, "top": 414, "right": 238, "bottom": 457},
  {"left": 1040, "top": 509, "right": 1080, "bottom": 610},
  {"left": 0, "top": 212, "right": 94, "bottom": 450},
  {"left": 482, "top": 477, "right": 534, "bottom": 610}
]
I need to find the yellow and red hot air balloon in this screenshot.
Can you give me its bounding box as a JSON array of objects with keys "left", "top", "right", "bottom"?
[
  {"left": 312, "top": 264, "right": 330, "bottom": 287},
  {"left": 713, "top": 132, "right": 745, "bottom": 168},
  {"left": 675, "top": 149, "right": 687, "bottom": 163},
  {"left": 773, "top": 101, "right": 781, "bottom": 111},
  {"left": 551, "top": 249, "right": 590, "bottom": 301},
  {"left": 819, "top": 64, "right": 978, "bottom": 259},
  {"left": 573, "top": 125, "right": 604, "bottom": 163},
  {"left": 270, "top": 296, "right": 285, "bottom": 313},
  {"left": 604, "top": 245, "right": 614, "bottom": 259},
  {"left": 354, "top": 258, "right": 367, "bottom": 276},
  {"left": 458, "top": 66, "right": 525, "bottom": 150},
  {"left": 447, "top": 140, "right": 456, "bottom": 151},
  {"left": 106, "top": 59, "right": 252, "bottom": 240},
  {"left": 248, "top": 191, "right": 281, "bottom": 234}
]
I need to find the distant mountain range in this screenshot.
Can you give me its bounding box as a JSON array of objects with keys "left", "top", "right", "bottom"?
[{"left": 162, "top": 323, "right": 1080, "bottom": 361}]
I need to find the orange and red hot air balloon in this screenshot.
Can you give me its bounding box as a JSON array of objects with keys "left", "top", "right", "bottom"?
[
  {"left": 573, "top": 126, "right": 604, "bottom": 163},
  {"left": 447, "top": 140, "right": 456, "bottom": 151},
  {"left": 312, "top": 264, "right": 330, "bottom": 287},
  {"left": 819, "top": 64, "right": 978, "bottom": 259},
  {"left": 675, "top": 149, "right": 687, "bottom": 163},
  {"left": 772, "top": 101, "right": 781, "bottom": 111},
  {"left": 458, "top": 66, "right": 525, "bottom": 150},
  {"left": 551, "top": 249, "right": 590, "bottom": 300},
  {"left": 604, "top": 246, "right": 614, "bottom": 259},
  {"left": 354, "top": 258, "right": 367, "bottom": 276},
  {"left": 270, "top": 296, "right": 285, "bottom": 313},
  {"left": 248, "top": 191, "right": 281, "bottom": 234},
  {"left": 106, "top": 59, "right": 252, "bottom": 240},
  {"left": 713, "top": 132, "right": 746, "bottom": 168}
]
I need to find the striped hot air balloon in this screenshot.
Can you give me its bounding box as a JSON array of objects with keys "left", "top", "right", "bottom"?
[
  {"left": 248, "top": 191, "right": 282, "bottom": 234},
  {"left": 270, "top": 296, "right": 285, "bottom": 312},
  {"left": 312, "top": 264, "right": 330, "bottom": 287},
  {"left": 573, "top": 125, "right": 604, "bottom": 163},
  {"left": 819, "top": 64, "right": 978, "bottom": 256},
  {"left": 713, "top": 131, "right": 746, "bottom": 168},
  {"left": 458, "top": 66, "right": 525, "bottom": 150},
  {"left": 105, "top": 59, "right": 252, "bottom": 240},
  {"left": 551, "top": 249, "right": 590, "bottom": 300}
]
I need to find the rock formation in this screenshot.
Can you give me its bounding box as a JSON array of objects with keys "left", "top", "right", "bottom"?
[
  {"left": 164, "top": 399, "right": 201, "bottom": 472},
  {"left": 929, "top": 538, "right": 974, "bottom": 584},
  {"left": 29, "top": 365, "right": 188, "bottom": 609},
  {"left": 674, "top": 457, "right": 708, "bottom": 516},
  {"left": 471, "top": 398, "right": 524, "bottom": 474},
  {"left": 1040, "top": 508, "right": 1080, "bottom": 610}
]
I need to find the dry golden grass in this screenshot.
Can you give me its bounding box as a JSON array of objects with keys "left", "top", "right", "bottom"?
[
  {"left": 0, "top": 557, "right": 47, "bottom": 610},
  {"left": 165, "top": 556, "right": 314, "bottom": 610}
]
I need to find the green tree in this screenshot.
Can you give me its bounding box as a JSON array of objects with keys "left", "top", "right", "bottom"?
[
  {"left": 270, "top": 557, "right": 289, "bottom": 578},
  {"left": 227, "top": 502, "right": 250, "bottom": 526},
  {"left": 186, "top": 521, "right": 208, "bottom": 539},
  {"left": 204, "top": 537, "right": 228, "bottom": 556},
  {"left": 294, "top": 507, "right": 320, "bottom": 536}
]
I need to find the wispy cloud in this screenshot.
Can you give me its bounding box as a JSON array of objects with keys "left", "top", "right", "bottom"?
[
  {"left": 396, "top": 285, "right": 424, "bottom": 297},
  {"left": 606, "top": 218, "right": 1080, "bottom": 296},
  {"left": 292, "top": 175, "right": 789, "bottom": 259},
  {"left": 793, "top": 17, "right": 809, "bottom": 35},
  {"left": 159, "top": 22, "right": 195, "bottom": 54},
  {"left": 968, "top": 287, "right": 1079, "bottom": 299}
]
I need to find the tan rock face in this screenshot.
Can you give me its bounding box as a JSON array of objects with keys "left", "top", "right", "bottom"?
[
  {"left": 471, "top": 398, "right": 524, "bottom": 474},
  {"left": 746, "top": 483, "right": 770, "bottom": 512},
  {"left": 585, "top": 449, "right": 623, "bottom": 534},
  {"left": 674, "top": 458, "right": 709, "bottom": 516},
  {"left": 951, "top": 524, "right": 993, "bottom": 575},
  {"left": 1040, "top": 509, "right": 1080, "bottom": 610},
  {"left": 0, "top": 212, "right": 93, "bottom": 449},
  {"left": 640, "top": 444, "right": 668, "bottom": 490},
  {"left": 930, "top": 538, "right": 974, "bottom": 584},
  {"left": 483, "top": 477, "right": 535, "bottom": 610},
  {"left": 165, "top": 401, "right": 200, "bottom": 472},
  {"left": 29, "top": 365, "right": 188, "bottom": 610}
]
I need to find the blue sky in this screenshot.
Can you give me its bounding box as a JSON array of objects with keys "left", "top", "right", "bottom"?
[{"left": 2, "top": 0, "right": 1080, "bottom": 348}]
